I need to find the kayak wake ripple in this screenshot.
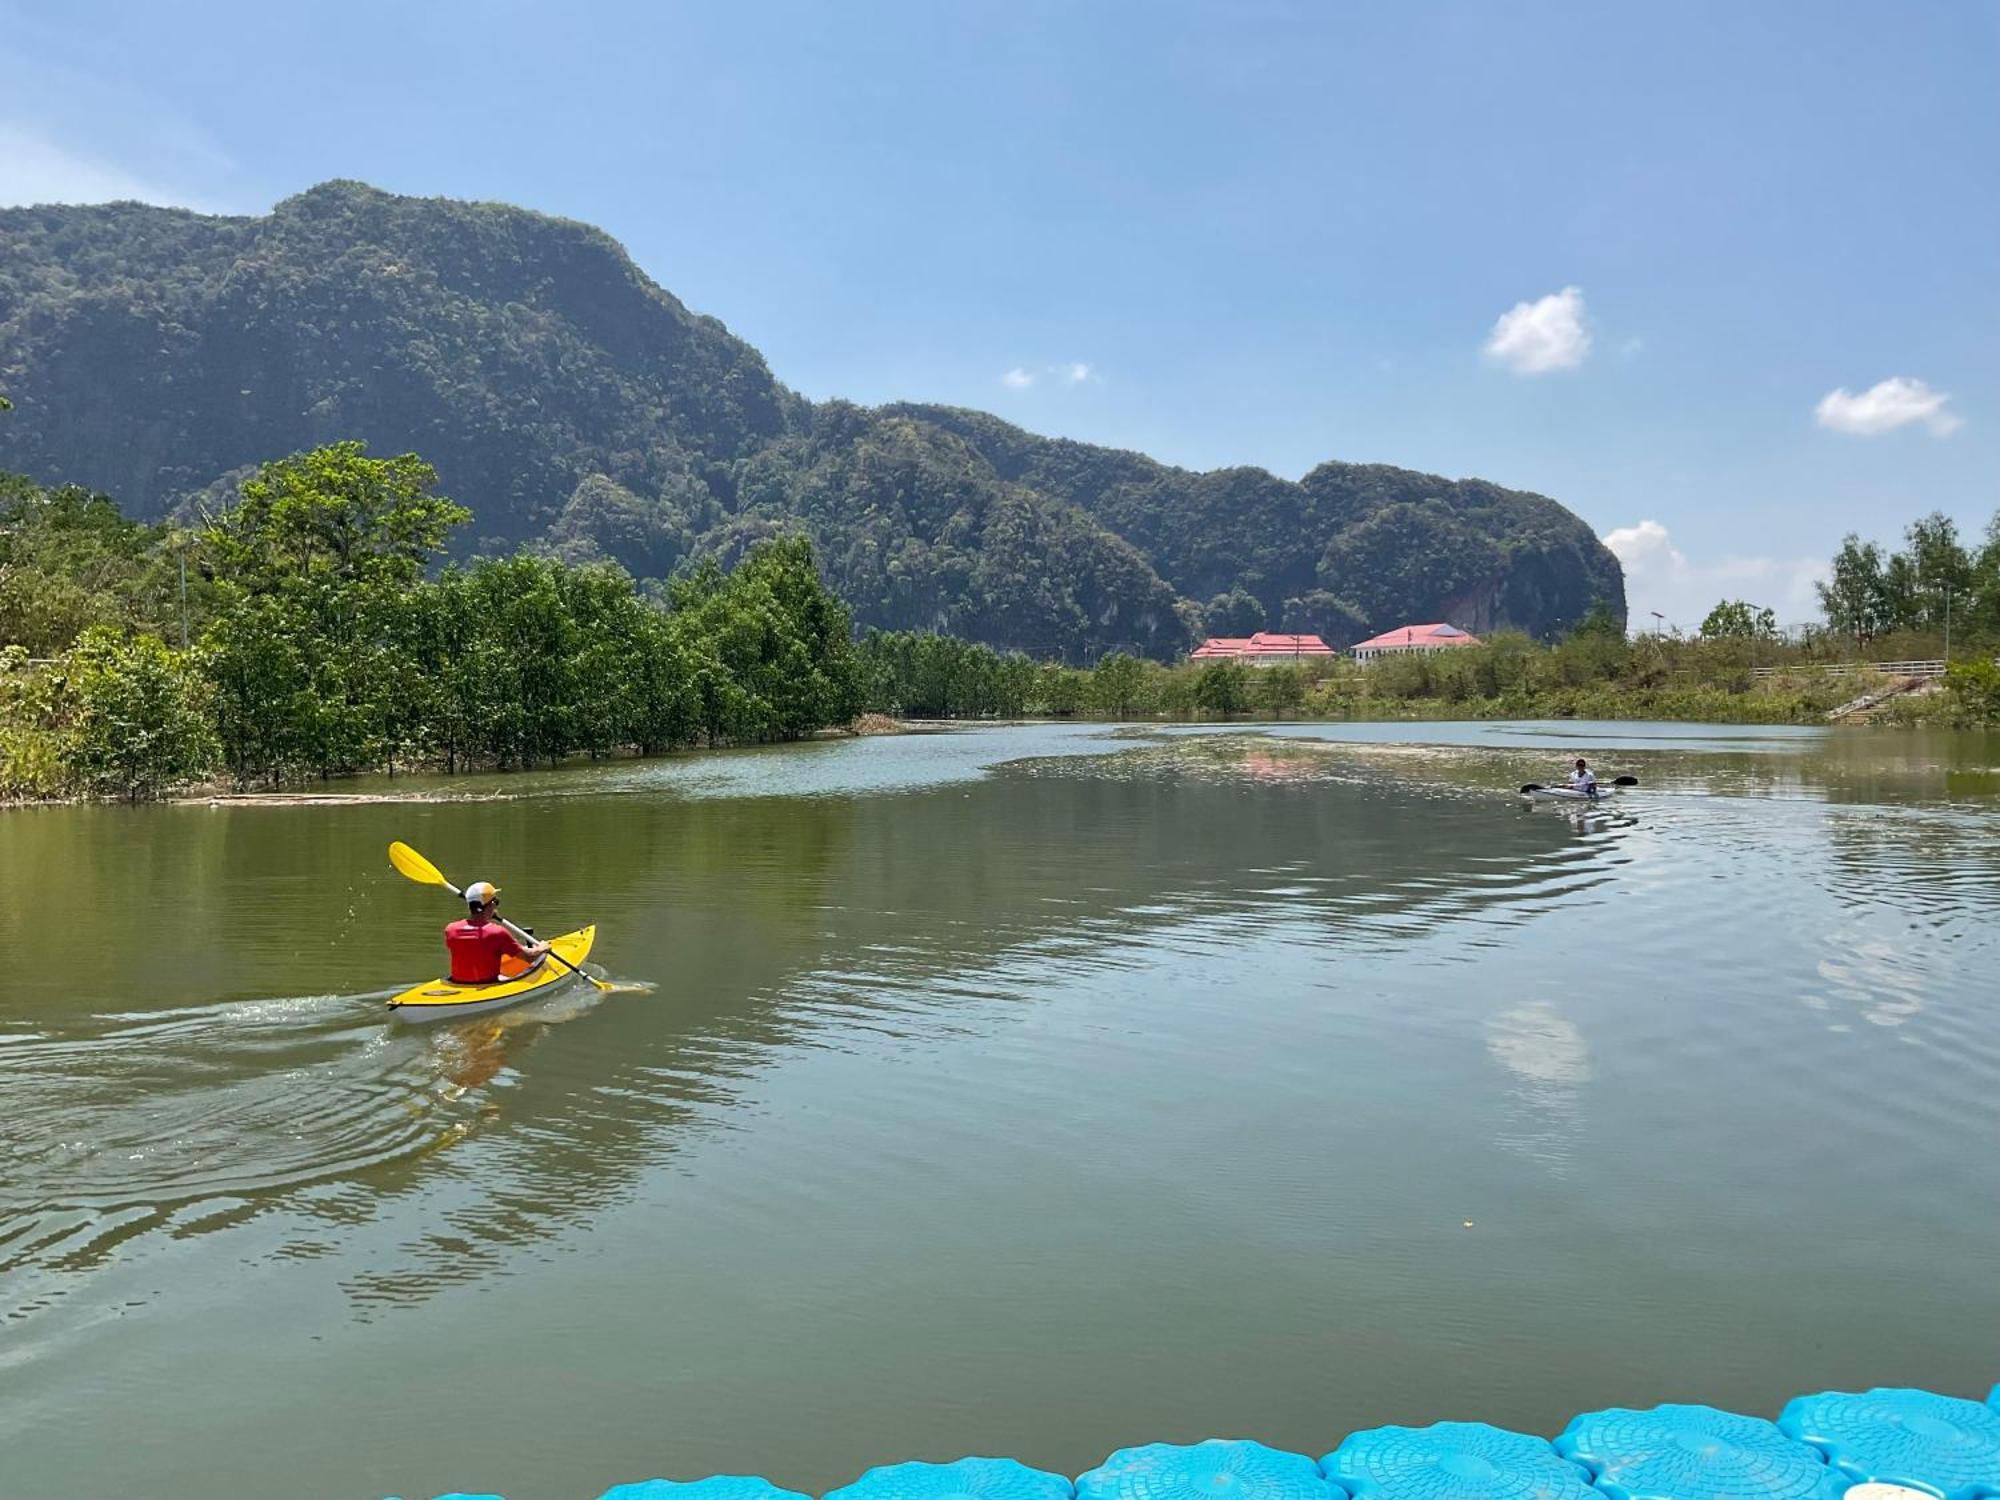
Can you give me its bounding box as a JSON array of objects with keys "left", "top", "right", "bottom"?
[{"left": 0, "top": 990, "right": 569, "bottom": 1308}]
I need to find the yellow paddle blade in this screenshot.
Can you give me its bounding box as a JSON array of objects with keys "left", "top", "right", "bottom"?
[{"left": 388, "top": 840, "right": 451, "bottom": 890}]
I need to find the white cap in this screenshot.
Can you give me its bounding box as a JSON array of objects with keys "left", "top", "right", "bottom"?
[{"left": 464, "top": 880, "right": 501, "bottom": 907}]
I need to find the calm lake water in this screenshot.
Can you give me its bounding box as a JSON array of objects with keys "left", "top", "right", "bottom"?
[{"left": 4, "top": 721, "right": 1999, "bottom": 1500}]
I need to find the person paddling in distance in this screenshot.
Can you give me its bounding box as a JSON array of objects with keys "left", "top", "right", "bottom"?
[
  {"left": 444, "top": 880, "right": 551, "bottom": 984},
  {"left": 1568, "top": 758, "right": 1600, "bottom": 799}
]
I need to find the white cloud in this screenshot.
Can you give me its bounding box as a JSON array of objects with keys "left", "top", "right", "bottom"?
[
  {"left": 1002, "top": 362, "right": 1099, "bottom": 390},
  {"left": 1483, "top": 286, "right": 1591, "bottom": 374},
  {"left": 1602, "top": 519, "right": 1684, "bottom": 574},
  {"left": 1603, "top": 517, "right": 1828, "bottom": 633},
  {"left": 0, "top": 123, "right": 198, "bottom": 208},
  {"left": 1814, "top": 377, "right": 1960, "bottom": 437}
]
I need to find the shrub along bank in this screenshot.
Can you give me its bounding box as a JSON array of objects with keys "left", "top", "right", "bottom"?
[{"left": 856, "top": 611, "right": 1999, "bottom": 729}]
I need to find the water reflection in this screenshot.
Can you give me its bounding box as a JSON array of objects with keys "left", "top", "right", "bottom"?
[
  {"left": 5, "top": 721, "right": 2000, "bottom": 1500},
  {"left": 2, "top": 733, "right": 1623, "bottom": 1323},
  {"left": 1486, "top": 1001, "right": 1592, "bottom": 1177}
]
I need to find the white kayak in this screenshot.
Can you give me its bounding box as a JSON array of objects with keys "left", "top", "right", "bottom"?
[{"left": 1519, "top": 776, "right": 1637, "bottom": 802}]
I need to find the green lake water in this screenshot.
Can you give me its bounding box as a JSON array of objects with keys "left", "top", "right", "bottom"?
[{"left": 3, "top": 720, "right": 1998, "bottom": 1499}]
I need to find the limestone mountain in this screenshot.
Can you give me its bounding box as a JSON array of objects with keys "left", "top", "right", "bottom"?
[{"left": 0, "top": 181, "right": 1623, "bottom": 659}]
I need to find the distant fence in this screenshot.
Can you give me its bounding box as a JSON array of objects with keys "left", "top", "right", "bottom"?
[{"left": 1752, "top": 659, "right": 1947, "bottom": 681}]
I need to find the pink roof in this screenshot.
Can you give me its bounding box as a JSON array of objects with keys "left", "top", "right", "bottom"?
[
  {"left": 1190, "top": 632, "right": 1335, "bottom": 659},
  {"left": 1243, "top": 632, "right": 1334, "bottom": 654},
  {"left": 1352, "top": 622, "right": 1482, "bottom": 651}
]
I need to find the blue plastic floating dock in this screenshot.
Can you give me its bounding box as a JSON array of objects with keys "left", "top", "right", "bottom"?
[
  {"left": 1779, "top": 1389, "right": 2000, "bottom": 1500},
  {"left": 826, "top": 1458, "right": 1075, "bottom": 1500},
  {"left": 1324, "top": 1421, "right": 1597, "bottom": 1500},
  {"left": 1556, "top": 1404, "right": 1847, "bottom": 1500},
  {"left": 406, "top": 1382, "right": 2000, "bottom": 1500},
  {"left": 602, "top": 1479, "right": 815, "bottom": 1500},
  {"left": 1076, "top": 1440, "right": 1341, "bottom": 1500}
]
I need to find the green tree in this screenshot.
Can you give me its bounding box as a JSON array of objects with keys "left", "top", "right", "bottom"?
[
  {"left": 1943, "top": 659, "right": 2000, "bottom": 726},
  {"left": 1818, "top": 535, "right": 1887, "bottom": 645},
  {"left": 1967, "top": 512, "right": 2000, "bottom": 643},
  {"left": 1193, "top": 660, "right": 1249, "bottom": 716},
  {"left": 1547, "top": 604, "right": 1629, "bottom": 685},
  {"left": 1088, "top": 652, "right": 1147, "bottom": 718},
  {"left": 58, "top": 627, "right": 219, "bottom": 800},
  {"left": 0, "top": 480, "right": 198, "bottom": 656},
  {"left": 202, "top": 591, "right": 314, "bottom": 783},
  {"left": 1258, "top": 663, "right": 1307, "bottom": 718},
  {"left": 0, "top": 645, "right": 65, "bottom": 798},
  {"left": 1036, "top": 664, "right": 1086, "bottom": 716},
  {"left": 205, "top": 442, "right": 468, "bottom": 587},
  {"left": 1902, "top": 511, "right": 1972, "bottom": 634},
  {"left": 1700, "top": 600, "right": 1779, "bottom": 640},
  {"left": 991, "top": 654, "right": 1036, "bottom": 717},
  {"left": 667, "top": 535, "right": 860, "bottom": 741}
]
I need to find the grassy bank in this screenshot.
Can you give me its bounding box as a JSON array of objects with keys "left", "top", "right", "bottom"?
[{"left": 859, "top": 625, "right": 1997, "bottom": 729}]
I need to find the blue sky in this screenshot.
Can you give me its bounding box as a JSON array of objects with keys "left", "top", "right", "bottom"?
[{"left": 3, "top": 1, "right": 1994, "bottom": 628}]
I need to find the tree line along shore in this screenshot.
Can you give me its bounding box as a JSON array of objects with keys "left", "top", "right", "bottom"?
[{"left": 3, "top": 443, "right": 1997, "bottom": 803}]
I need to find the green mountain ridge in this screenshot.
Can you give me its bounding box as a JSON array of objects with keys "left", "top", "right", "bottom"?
[{"left": 0, "top": 180, "right": 1624, "bottom": 660}]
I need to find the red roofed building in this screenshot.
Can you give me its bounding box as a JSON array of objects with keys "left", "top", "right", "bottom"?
[
  {"left": 1189, "top": 632, "right": 1337, "bottom": 666},
  {"left": 1351, "top": 622, "right": 1482, "bottom": 663}
]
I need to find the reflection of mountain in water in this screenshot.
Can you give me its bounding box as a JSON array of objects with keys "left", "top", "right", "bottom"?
[{"left": 0, "top": 733, "right": 1620, "bottom": 1325}]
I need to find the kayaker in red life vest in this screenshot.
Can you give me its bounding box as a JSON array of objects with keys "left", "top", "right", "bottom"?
[{"left": 444, "top": 881, "right": 551, "bottom": 984}]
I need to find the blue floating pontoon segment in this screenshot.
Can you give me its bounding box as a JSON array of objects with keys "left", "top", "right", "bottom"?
[
  {"left": 1077, "top": 1439, "right": 1343, "bottom": 1500},
  {"left": 1323, "top": 1421, "right": 1597, "bottom": 1500},
  {"left": 1555, "top": 1405, "right": 1845, "bottom": 1500},
  {"left": 600, "top": 1481, "right": 814, "bottom": 1500},
  {"left": 826, "top": 1457, "right": 1075, "bottom": 1500},
  {"left": 1779, "top": 1388, "right": 2000, "bottom": 1500}
]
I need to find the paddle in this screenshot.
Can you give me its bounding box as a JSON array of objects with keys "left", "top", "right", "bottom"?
[{"left": 388, "top": 840, "right": 611, "bottom": 992}]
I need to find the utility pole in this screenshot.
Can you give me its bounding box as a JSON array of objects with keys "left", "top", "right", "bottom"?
[{"left": 178, "top": 543, "right": 190, "bottom": 650}]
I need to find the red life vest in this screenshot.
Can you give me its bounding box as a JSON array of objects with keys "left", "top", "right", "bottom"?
[{"left": 443, "top": 916, "right": 527, "bottom": 983}]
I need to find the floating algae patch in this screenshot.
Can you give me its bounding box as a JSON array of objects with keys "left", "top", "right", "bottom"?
[
  {"left": 996, "top": 730, "right": 1613, "bottom": 811},
  {"left": 997, "top": 732, "right": 1402, "bottom": 791}
]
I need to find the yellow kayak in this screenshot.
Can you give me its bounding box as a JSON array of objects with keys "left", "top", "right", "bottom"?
[{"left": 387, "top": 926, "right": 597, "bottom": 1020}]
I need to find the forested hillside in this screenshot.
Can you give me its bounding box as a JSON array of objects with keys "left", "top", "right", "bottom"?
[{"left": 0, "top": 181, "right": 1624, "bottom": 658}]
